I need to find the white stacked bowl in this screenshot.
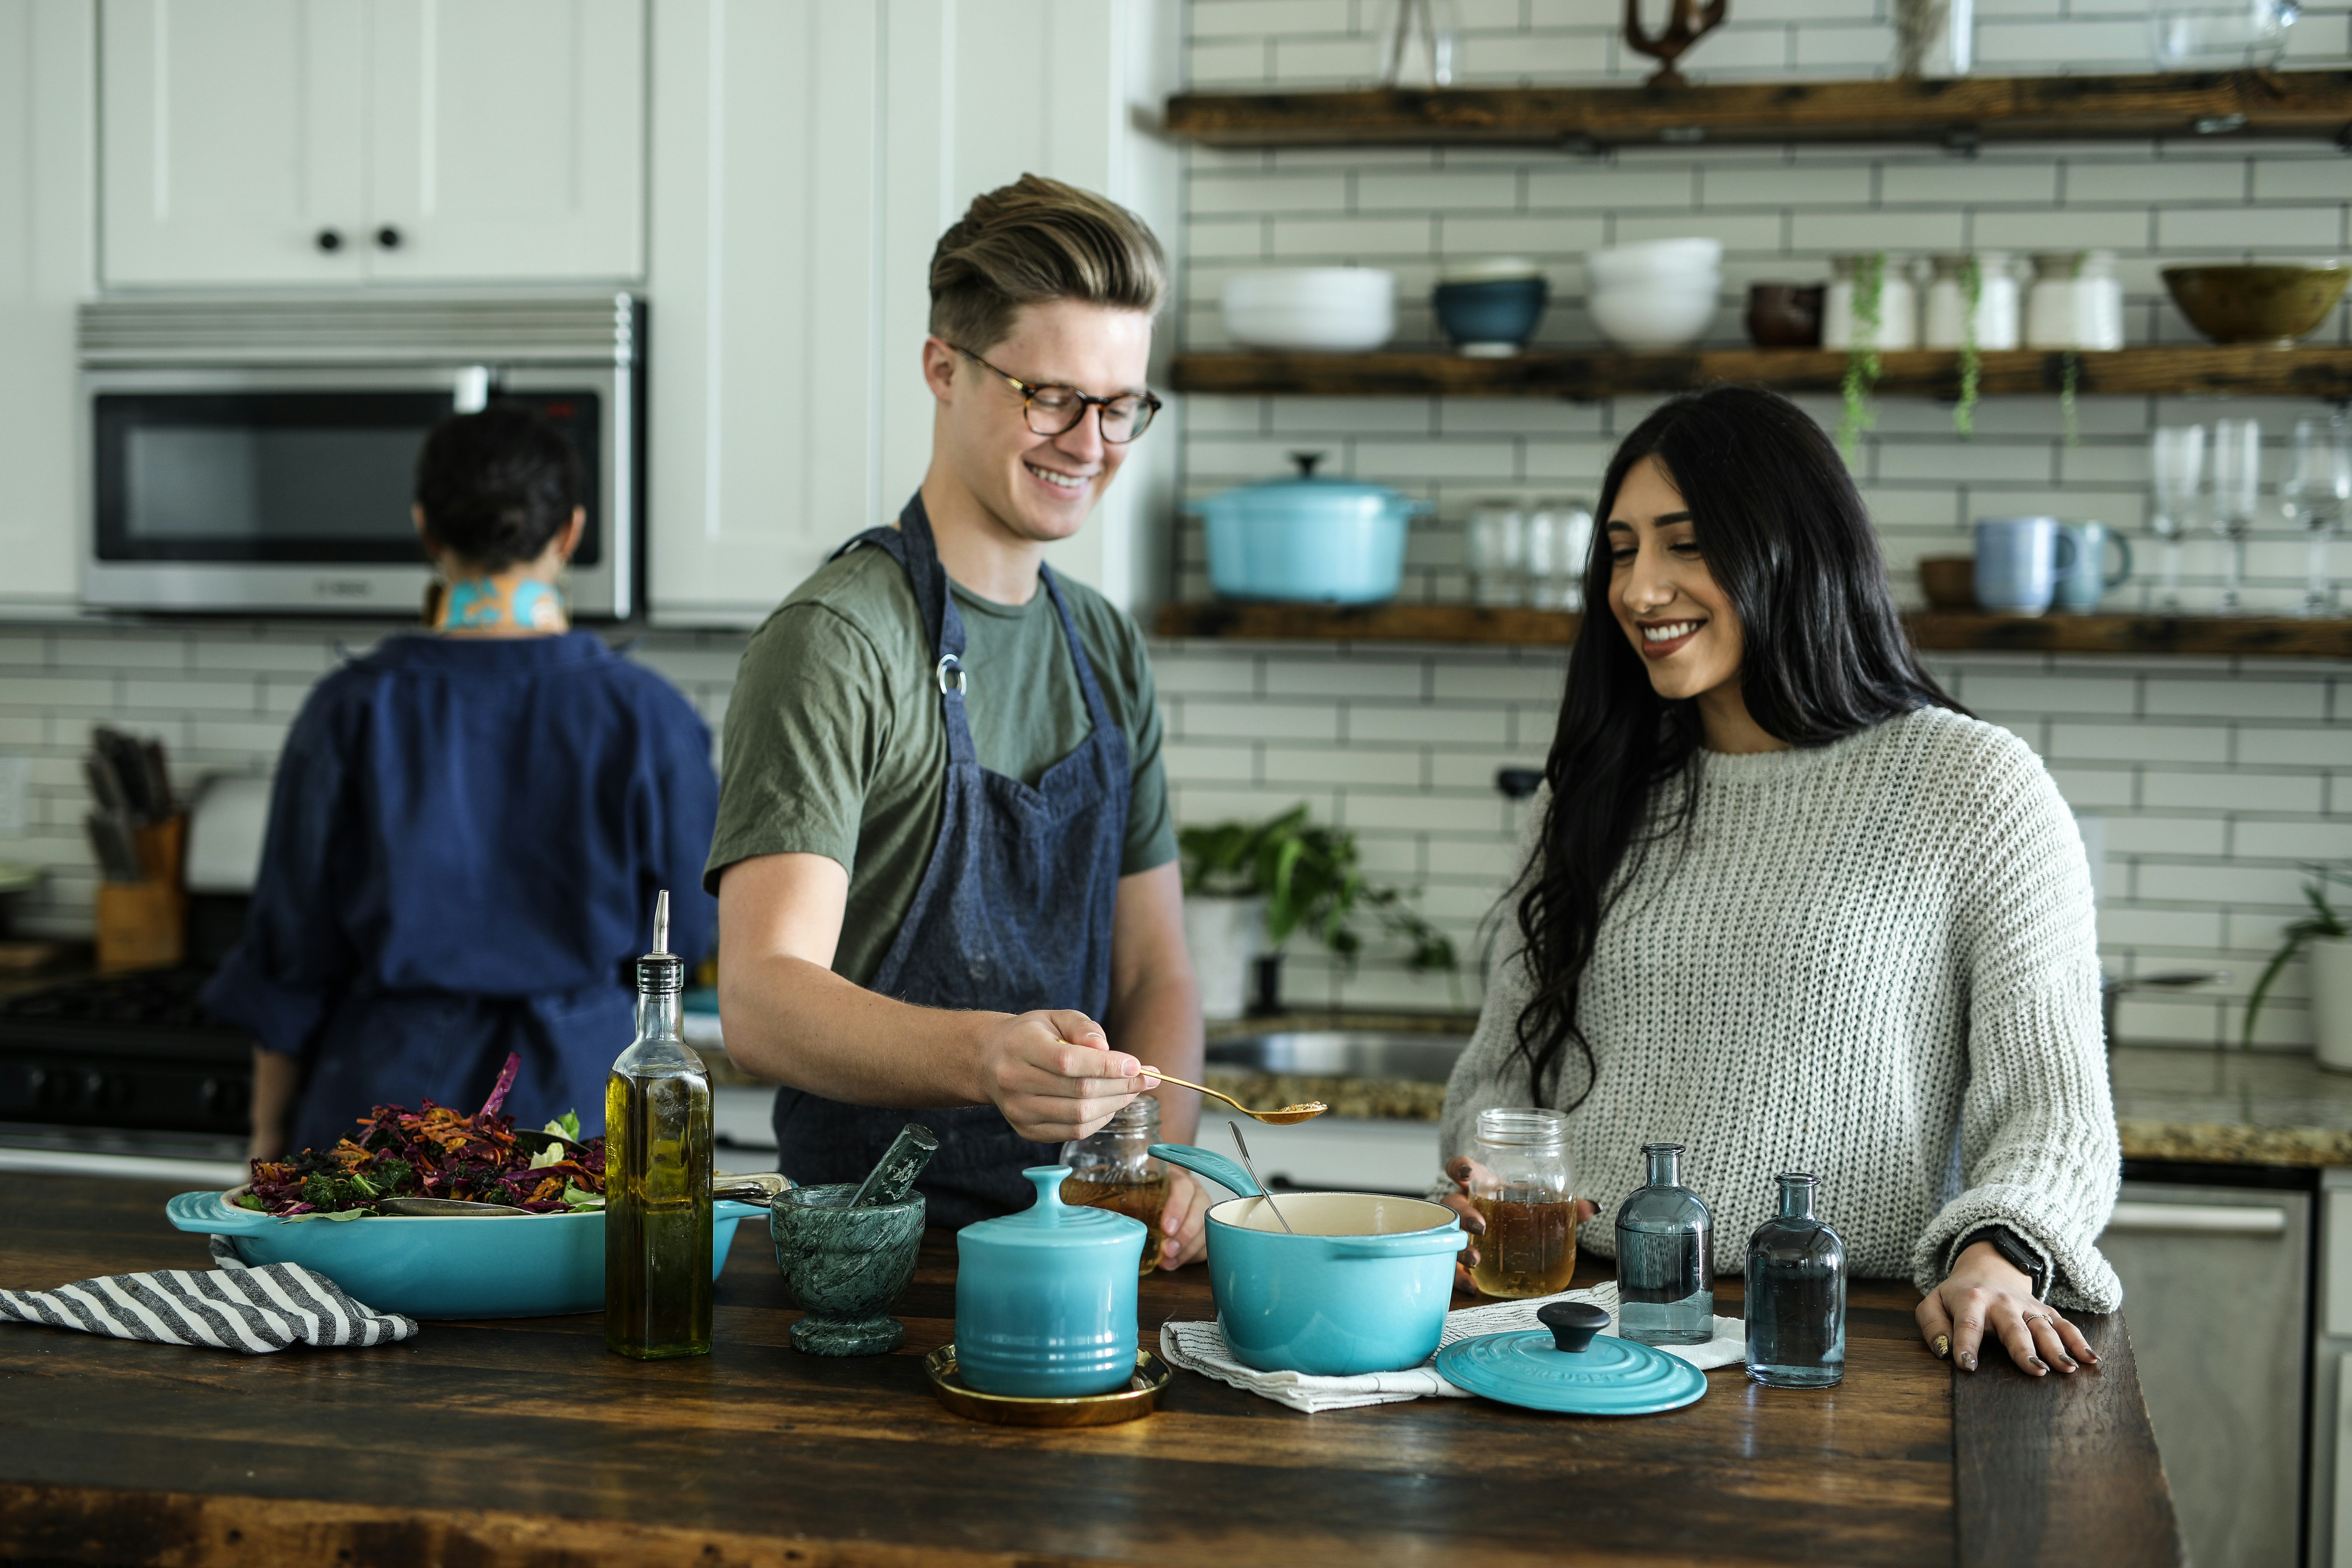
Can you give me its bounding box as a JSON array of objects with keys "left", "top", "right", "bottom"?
[
  {"left": 1222, "top": 268, "right": 1398, "bottom": 352},
  {"left": 1584, "top": 239, "right": 1723, "bottom": 351}
]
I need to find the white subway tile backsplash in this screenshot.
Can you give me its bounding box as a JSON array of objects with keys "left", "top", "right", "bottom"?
[
  {"left": 2154, "top": 204, "right": 2346, "bottom": 252},
  {"left": 2140, "top": 770, "right": 2325, "bottom": 813},
  {"left": 2062, "top": 159, "right": 2250, "bottom": 205}
]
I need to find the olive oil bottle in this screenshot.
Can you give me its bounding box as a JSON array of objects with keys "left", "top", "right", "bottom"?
[{"left": 605, "top": 891, "right": 714, "bottom": 1359}]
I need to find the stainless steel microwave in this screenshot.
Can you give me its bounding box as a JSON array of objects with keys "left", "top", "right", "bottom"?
[{"left": 78, "top": 293, "right": 642, "bottom": 618}]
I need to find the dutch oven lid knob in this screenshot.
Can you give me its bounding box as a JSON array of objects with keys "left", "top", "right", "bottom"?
[
  {"left": 1289, "top": 450, "right": 1325, "bottom": 479},
  {"left": 1537, "top": 1301, "right": 1610, "bottom": 1354}
]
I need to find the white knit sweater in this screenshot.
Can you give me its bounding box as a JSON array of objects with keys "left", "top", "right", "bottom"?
[{"left": 1439, "top": 705, "right": 2123, "bottom": 1312}]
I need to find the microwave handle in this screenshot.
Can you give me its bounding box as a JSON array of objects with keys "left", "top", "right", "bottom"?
[{"left": 453, "top": 366, "right": 494, "bottom": 412}]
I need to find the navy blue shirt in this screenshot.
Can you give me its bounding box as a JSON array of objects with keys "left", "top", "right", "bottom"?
[{"left": 203, "top": 632, "right": 718, "bottom": 1153}]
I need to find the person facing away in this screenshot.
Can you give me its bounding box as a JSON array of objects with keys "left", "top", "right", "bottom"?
[
  {"left": 204, "top": 405, "right": 719, "bottom": 1161},
  {"left": 1434, "top": 385, "right": 2120, "bottom": 1384},
  {"left": 708, "top": 173, "right": 1212, "bottom": 1257}
]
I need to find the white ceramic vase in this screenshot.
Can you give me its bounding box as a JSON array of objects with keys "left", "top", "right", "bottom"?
[
  {"left": 2309, "top": 936, "right": 2352, "bottom": 1071},
  {"left": 1184, "top": 895, "right": 1267, "bottom": 1022}
]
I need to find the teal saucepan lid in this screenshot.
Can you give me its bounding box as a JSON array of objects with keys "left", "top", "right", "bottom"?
[{"left": 1436, "top": 1301, "right": 1708, "bottom": 1416}]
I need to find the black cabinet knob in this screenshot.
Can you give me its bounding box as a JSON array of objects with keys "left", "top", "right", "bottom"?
[
  {"left": 315, "top": 228, "right": 343, "bottom": 253},
  {"left": 376, "top": 225, "right": 402, "bottom": 250}
]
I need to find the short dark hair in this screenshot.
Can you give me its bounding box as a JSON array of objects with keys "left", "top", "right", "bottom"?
[
  {"left": 928, "top": 173, "right": 1167, "bottom": 352},
  {"left": 413, "top": 405, "right": 582, "bottom": 571}
]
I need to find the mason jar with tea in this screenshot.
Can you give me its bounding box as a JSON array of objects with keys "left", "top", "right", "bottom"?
[
  {"left": 1466, "top": 1107, "right": 1577, "bottom": 1298},
  {"left": 1060, "top": 1097, "right": 1170, "bottom": 1276}
]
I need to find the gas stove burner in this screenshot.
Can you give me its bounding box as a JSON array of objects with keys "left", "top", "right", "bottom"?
[{"left": 0, "top": 967, "right": 222, "bottom": 1029}]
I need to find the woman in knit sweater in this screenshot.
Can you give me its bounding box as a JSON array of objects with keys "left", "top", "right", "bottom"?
[{"left": 1437, "top": 385, "right": 2119, "bottom": 1381}]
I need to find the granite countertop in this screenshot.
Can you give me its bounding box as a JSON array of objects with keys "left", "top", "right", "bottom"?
[{"left": 2111, "top": 1045, "right": 2352, "bottom": 1167}]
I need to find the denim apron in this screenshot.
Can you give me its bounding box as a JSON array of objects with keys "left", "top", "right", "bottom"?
[{"left": 770, "top": 492, "right": 1132, "bottom": 1229}]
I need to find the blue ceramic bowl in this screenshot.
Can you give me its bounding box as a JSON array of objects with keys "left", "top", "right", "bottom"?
[
  {"left": 1152, "top": 1145, "right": 1463, "bottom": 1376},
  {"left": 1433, "top": 278, "right": 1550, "bottom": 354},
  {"left": 167, "top": 1189, "right": 763, "bottom": 1320}
]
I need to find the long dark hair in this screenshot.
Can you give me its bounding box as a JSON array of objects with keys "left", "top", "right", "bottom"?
[{"left": 1511, "top": 385, "right": 1961, "bottom": 1106}]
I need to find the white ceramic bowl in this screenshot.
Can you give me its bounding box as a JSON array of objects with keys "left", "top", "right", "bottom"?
[
  {"left": 1589, "top": 279, "right": 1722, "bottom": 350},
  {"left": 1584, "top": 238, "right": 1726, "bottom": 292},
  {"left": 1222, "top": 268, "right": 1397, "bottom": 352}
]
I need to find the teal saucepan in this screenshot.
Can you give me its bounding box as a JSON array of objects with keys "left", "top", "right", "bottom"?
[
  {"left": 1150, "top": 1143, "right": 1462, "bottom": 1376},
  {"left": 167, "top": 1189, "right": 764, "bottom": 1320}
]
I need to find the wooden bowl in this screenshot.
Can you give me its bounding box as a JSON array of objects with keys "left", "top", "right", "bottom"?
[
  {"left": 1746, "top": 282, "right": 1825, "bottom": 348},
  {"left": 2162, "top": 265, "right": 2349, "bottom": 346},
  {"left": 1918, "top": 556, "right": 1977, "bottom": 610}
]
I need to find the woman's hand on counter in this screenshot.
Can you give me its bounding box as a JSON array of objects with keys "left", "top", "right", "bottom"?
[
  {"left": 1437, "top": 1156, "right": 1599, "bottom": 1295},
  {"left": 975, "top": 1009, "right": 1142, "bottom": 1143},
  {"left": 1916, "top": 1240, "right": 2098, "bottom": 1377},
  {"left": 1153, "top": 1169, "right": 1210, "bottom": 1270}
]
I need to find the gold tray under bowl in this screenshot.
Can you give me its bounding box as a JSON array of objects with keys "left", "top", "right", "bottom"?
[{"left": 923, "top": 1345, "right": 1170, "bottom": 1427}]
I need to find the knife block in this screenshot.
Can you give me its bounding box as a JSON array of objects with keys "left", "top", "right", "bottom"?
[{"left": 96, "top": 813, "right": 188, "bottom": 973}]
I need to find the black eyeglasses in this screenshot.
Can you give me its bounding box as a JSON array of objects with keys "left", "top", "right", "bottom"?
[{"left": 954, "top": 346, "right": 1162, "bottom": 444}]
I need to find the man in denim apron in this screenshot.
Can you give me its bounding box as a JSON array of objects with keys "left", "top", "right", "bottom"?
[{"left": 707, "top": 176, "right": 1208, "bottom": 1262}]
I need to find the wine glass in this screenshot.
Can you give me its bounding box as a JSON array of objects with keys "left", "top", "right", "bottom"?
[
  {"left": 2208, "top": 418, "right": 2261, "bottom": 614},
  {"left": 2287, "top": 414, "right": 2352, "bottom": 618},
  {"left": 2149, "top": 426, "right": 2205, "bottom": 611}
]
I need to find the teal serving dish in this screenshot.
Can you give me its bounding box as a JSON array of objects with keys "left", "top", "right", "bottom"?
[
  {"left": 166, "top": 1189, "right": 763, "bottom": 1320},
  {"left": 954, "top": 1166, "right": 1146, "bottom": 1398},
  {"left": 1151, "top": 1144, "right": 1463, "bottom": 1376}
]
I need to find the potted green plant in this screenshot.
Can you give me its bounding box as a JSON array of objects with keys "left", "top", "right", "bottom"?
[
  {"left": 1178, "top": 804, "right": 1457, "bottom": 1020},
  {"left": 2244, "top": 863, "right": 2352, "bottom": 1069}
]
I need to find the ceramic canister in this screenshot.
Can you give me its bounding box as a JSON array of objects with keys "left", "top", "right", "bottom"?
[
  {"left": 954, "top": 1164, "right": 1146, "bottom": 1398},
  {"left": 1975, "top": 516, "right": 2081, "bottom": 616}
]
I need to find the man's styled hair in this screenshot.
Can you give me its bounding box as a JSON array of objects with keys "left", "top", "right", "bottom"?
[{"left": 927, "top": 173, "right": 1167, "bottom": 352}]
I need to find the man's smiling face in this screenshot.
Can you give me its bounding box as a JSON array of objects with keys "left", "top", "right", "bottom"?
[{"left": 927, "top": 299, "right": 1154, "bottom": 548}]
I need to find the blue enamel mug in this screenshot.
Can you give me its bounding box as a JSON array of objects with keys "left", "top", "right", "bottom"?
[
  {"left": 2053, "top": 521, "right": 2133, "bottom": 612},
  {"left": 1151, "top": 1143, "right": 1463, "bottom": 1376},
  {"left": 1975, "top": 516, "right": 2081, "bottom": 616}
]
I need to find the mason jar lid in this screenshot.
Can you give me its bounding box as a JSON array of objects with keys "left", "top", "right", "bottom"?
[
  {"left": 1107, "top": 1097, "right": 1161, "bottom": 1130},
  {"left": 1476, "top": 1107, "right": 1568, "bottom": 1148}
]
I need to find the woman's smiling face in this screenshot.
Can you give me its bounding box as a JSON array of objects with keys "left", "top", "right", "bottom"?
[{"left": 1607, "top": 454, "right": 1744, "bottom": 704}]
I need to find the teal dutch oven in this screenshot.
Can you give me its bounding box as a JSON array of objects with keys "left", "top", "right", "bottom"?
[
  {"left": 1150, "top": 1143, "right": 1463, "bottom": 1376},
  {"left": 167, "top": 1189, "right": 765, "bottom": 1319}
]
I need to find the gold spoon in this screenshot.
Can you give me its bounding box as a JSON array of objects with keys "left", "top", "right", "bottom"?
[{"left": 1137, "top": 1067, "right": 1328, "bottom": 1125}]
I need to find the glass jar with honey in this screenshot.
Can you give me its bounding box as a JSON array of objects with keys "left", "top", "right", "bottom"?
[
  {"left": 1059, "top": 1096, "right": 1170, "bottom": 1276},
  {"left": 1467, "top": 1107, "right": 1577, "bottom": 1299}
]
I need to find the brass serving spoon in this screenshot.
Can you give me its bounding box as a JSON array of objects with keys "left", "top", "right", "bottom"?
[{"left": 1137, "top": 1067, "right": 1328, "bottom": 1125}]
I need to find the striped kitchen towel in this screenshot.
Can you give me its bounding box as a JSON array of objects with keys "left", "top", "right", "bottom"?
[{"left": 0, "top": 1236, "right": 419, "bottom": 1353}]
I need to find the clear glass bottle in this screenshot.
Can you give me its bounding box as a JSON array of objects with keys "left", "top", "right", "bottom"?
[
  {"left": 1744, "top": 1173, "right": 1846, "bottom": 1389},
  {"left": 604, "top": 892, "right": 714, "bottom": 1359},
  {"left": 1060, "top": 1096, "right": 1170, "bottom": 1278},
  {"left": 1613, "top": 1143, "right": 1714, "bottom": 1346},
  {"left": 1466, "top": 1108, "right": 1576, "bottom": 1299}
]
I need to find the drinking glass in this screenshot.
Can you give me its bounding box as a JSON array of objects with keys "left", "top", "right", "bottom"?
[
  {"left": 1465, "top": 500, "right": 1526, "bottom": 608},
  {"left": 2149, "top": 426, "right": 2205, "bottom": 612},
  {"left": 2287, "top": 414, "right": 2352, "bottom": 618},
  {"left": 1525, "top": 499, "right": 1595, "bottom": 612},
  {"left": 2209, "top": 418, "right": 2262, "bottom": 614}
]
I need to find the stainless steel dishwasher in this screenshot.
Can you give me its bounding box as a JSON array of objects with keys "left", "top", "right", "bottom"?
[{"left": 2100, "top": 1176, "right": 2313, "bottom": 1568}]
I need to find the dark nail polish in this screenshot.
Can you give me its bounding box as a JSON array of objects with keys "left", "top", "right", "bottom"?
[
  {"left": 2057, "top": 1358, "right": 2078, "bottom": 1372},
  {"left": 2028, "top": 1356, "right": 2048, "bottom": 1373},
  {"left": 1957, "top": 1351, "right": 1976, "bottom": 1371},
  {"left": 2082, "top": 1350, "right": 2101, "bottom": 1364}
]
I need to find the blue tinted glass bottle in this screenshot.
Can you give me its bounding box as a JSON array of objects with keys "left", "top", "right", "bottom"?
[
  {"left": 1744, "top": 1173, "right": 1845, "bottom": 1388},
  {"left": 1613, "top": 1142, "right": 1714, "bottom": 1346}
]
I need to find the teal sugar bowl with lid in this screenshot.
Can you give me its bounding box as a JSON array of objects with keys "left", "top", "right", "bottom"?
[{"left": 954, "top": 1165, "right": 1146, "bottom": 1398}]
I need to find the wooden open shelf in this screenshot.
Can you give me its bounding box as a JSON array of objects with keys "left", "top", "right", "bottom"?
[
  {"left": 1165, "top": 70, "right": 2352, "bottom": 149},
  {"left": 1156, "top": 602, "right": 2352, "bottom": 658},
  {"left": 1171, "top": 346, "right": 2352, "bottom": 401}
]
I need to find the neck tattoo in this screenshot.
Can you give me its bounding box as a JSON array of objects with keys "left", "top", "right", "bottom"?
[{"left": 435, "top": 572, "right": 568, "bottom": 632}]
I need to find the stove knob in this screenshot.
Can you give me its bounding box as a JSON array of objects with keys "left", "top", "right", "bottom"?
[{"left": 80, "top": 1069, "right": 106, "bottom": 1107}]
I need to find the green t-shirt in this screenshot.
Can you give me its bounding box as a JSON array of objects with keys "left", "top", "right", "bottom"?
[{"left": 705, "top": 540, "right": 1177, "bottom": 987}]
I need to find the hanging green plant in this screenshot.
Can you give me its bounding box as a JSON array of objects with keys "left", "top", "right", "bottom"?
[
  {"left": 2059, "top": 348, "right": 2081, "bottom": 447},
  {"left": 1836, "top": 251, "right": 1885, "bottom": 462},
  {"left": 1952, "top": 253, "right": 1982, "bottom": 440}
]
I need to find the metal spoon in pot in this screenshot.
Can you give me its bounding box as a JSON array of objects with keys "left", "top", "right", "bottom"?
[
  {"left": 1226, "top": 1122, "right": 1295, "bottom": 1235},
  {"left": 1137, "top": 1067, "right": 1328, "bottom": 1125}
]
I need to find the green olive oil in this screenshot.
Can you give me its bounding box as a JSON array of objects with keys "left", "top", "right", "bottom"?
[{"left": 604, "top": 892, "right": 714, "bottom": 1360}]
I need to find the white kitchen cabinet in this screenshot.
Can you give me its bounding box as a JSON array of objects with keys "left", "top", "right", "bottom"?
[
  {"left": 645, "top": 0, "right": 1181, "bottom": 627},
  {"left": 100, "top": 0, "right": 643, "bottom": 288},
  {"left": 0, "top": 0, "right": 94, "bottom": 616}
]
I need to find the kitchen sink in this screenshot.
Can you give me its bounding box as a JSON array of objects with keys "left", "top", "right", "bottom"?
[{"left": 1203, "top": 1030, "right": 1470, "bottom": 1083}]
